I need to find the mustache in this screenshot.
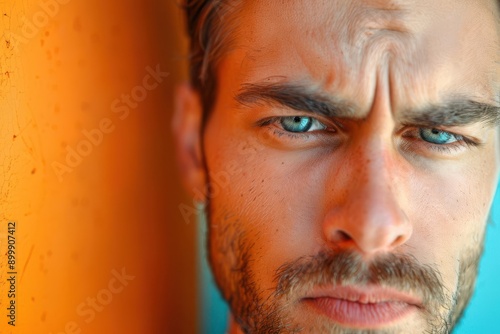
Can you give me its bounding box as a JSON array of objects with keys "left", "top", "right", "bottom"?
[{"left": 273, "top": 250, "right": 446, "bottom": 310}]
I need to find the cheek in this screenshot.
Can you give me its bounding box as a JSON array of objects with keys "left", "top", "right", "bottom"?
[
  {"left": 407, "top": 149, "right": 497, "bottom": 293},
  {"left": 204, "top": 127, "right": 327, "bottom": 293},
  {"left": 413, "top": 153, "right": 496, "bottom": 241}
]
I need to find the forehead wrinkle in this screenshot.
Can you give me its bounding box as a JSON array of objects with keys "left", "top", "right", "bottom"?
[
  {"left": 337, "top": 1, "right": 411, "bottom": 44},
  {"left": 355, "top": 3, "right": 410, "bottom": 33},
  {"left": 391, "top": 2, "right": 500, "bottom": 109},
  {"left": 309, "top": 2, "right": 417, "bottom": 98},
  {"left": 229, "top": 0, "right": 500, "bottom": 121},
  {"left": 293, "top": 5, "right": 415, "bottom": 108},
  {"left": 241, "top": 0, "right": 412, "bottom": 56}
]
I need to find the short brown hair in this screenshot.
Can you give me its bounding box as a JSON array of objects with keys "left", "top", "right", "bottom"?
[{"left": 183, "top": 0, "right": 241, "bottom": 124}]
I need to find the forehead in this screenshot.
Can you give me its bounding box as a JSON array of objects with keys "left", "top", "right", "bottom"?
[{"left": 222, "top": 0, "right": 500, "bottom": 111}]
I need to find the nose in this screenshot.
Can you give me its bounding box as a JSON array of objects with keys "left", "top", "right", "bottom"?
[{"left": 322, "top": 142, "right": 412, "bottom": 256}]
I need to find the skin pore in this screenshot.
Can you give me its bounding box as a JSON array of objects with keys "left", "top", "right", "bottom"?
[{"left": 178, "top": 0, "right": 500, "bottom": 333}]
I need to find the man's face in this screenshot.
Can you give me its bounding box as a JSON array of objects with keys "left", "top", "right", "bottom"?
[{"left": 200, "top": 0, "right": 500, "bottom": 333}]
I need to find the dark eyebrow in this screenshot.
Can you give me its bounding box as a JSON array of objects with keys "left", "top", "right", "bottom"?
[
  {"left": 235, "top": 82, "right": 500, "bottom": 127},
  {"left": 400, "top": 100, "right": 500, "bottom": 127},
  {"left": 235, "top": 82, "right": 358, "bottom": 119}
]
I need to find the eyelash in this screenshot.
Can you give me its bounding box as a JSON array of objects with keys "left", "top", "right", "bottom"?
[
  {"left": 255, "top": 116, "right": 336, "bottom": 137},
  {"left": 400, "top": 127, "right": 480, "bottom": 155},
  {"left": 256, "top": 116, "right": 481, "bottom": 154}
]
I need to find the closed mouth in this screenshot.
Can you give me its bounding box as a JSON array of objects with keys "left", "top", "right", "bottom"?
[{"left": 302, "top": 285, "right": 422, "bottom": 328}]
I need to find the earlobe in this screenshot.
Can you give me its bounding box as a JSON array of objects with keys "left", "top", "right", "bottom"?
[{"left": 173, "top": 82, "right": 207, "bottom": 203}]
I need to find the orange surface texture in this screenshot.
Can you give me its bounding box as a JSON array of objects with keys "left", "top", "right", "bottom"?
[{"left": 0, "top": 1, "right": 196, "bottom": 333}]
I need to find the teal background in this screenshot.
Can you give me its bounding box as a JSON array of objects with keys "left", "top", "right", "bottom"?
[{"left": 198, "top": 183, "right": 500, "bottom": 333}]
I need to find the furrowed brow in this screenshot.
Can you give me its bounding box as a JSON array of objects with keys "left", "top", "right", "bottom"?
[
  {"left": 400, "top": 100, "right": 500, "bottom": 127},
  {"left": 235, "top": 82, "right": 357, "bottom": 119},
  {"left": 235, "top": 83, "right": 500, "bottom": 127}
]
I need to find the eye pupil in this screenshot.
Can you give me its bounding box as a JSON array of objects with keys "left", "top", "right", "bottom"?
[
  {"left": 281, "top": 116, "right": 313, "bottom": 133},
  {"left": 420, "top": 128, "right": 455, "bottom": 145}
]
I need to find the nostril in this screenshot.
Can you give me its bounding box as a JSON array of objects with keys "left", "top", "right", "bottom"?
[
  {"left": 322, "top": 205, "right": 412, "bottom": 254},
  {"left": 334, "top": 230, "right": 352, "bottom": 243},
  {"left": 391, "top": 234, "right": 405, "bottom": 247}
]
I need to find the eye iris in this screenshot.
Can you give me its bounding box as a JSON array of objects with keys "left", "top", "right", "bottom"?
[
  {"left": 281, "top": 116, "right": 313, "bottom": 133},
  {"left": 420, "top": 128, "right": 453, "bottom": 144}
]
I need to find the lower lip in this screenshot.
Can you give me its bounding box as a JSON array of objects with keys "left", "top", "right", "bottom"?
[{"left": 304, "top": 297, "right": 417, "bottom": 328}]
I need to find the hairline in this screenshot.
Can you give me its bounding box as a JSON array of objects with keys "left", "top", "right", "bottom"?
[{"left": 185, "top": 0, "right": 500, "bottom": 126}]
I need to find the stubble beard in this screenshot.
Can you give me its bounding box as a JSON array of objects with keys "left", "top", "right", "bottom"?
[{"left": 204, "top": 195, "right": 483, "bottom": 334}]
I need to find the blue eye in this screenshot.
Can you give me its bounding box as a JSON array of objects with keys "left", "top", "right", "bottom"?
[
  {"left": 280, "top": 116, "right": 327, "bottom": 133},
  {"left": 280, "top": 116, "right": 312, "bottom": 132},
  {"left": 419, "top": 128, "right": 460, "bottom": 144}
]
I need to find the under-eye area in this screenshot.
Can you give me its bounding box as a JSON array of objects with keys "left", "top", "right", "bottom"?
[{"left": 399, "top": 126, "right": 482, "bottom": 156}]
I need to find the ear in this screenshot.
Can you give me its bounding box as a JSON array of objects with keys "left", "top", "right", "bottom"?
[{"left": 172, "top": 82, "right": 207, "bottom": 202}]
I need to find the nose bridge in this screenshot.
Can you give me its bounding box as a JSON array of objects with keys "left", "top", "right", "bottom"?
[
  {"left": 346, "top": 133, "right": 401, "bottom": 225},
  {"left": 351, "top": 131, "right": 394, "bottom": 194},
  {"left": 323, "top": 129, "right": 412, "bottom": 255}
]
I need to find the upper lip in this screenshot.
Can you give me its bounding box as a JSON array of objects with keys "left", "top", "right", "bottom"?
[{"left": 303, "top": 285, "right": 423, "bottom": 307}]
